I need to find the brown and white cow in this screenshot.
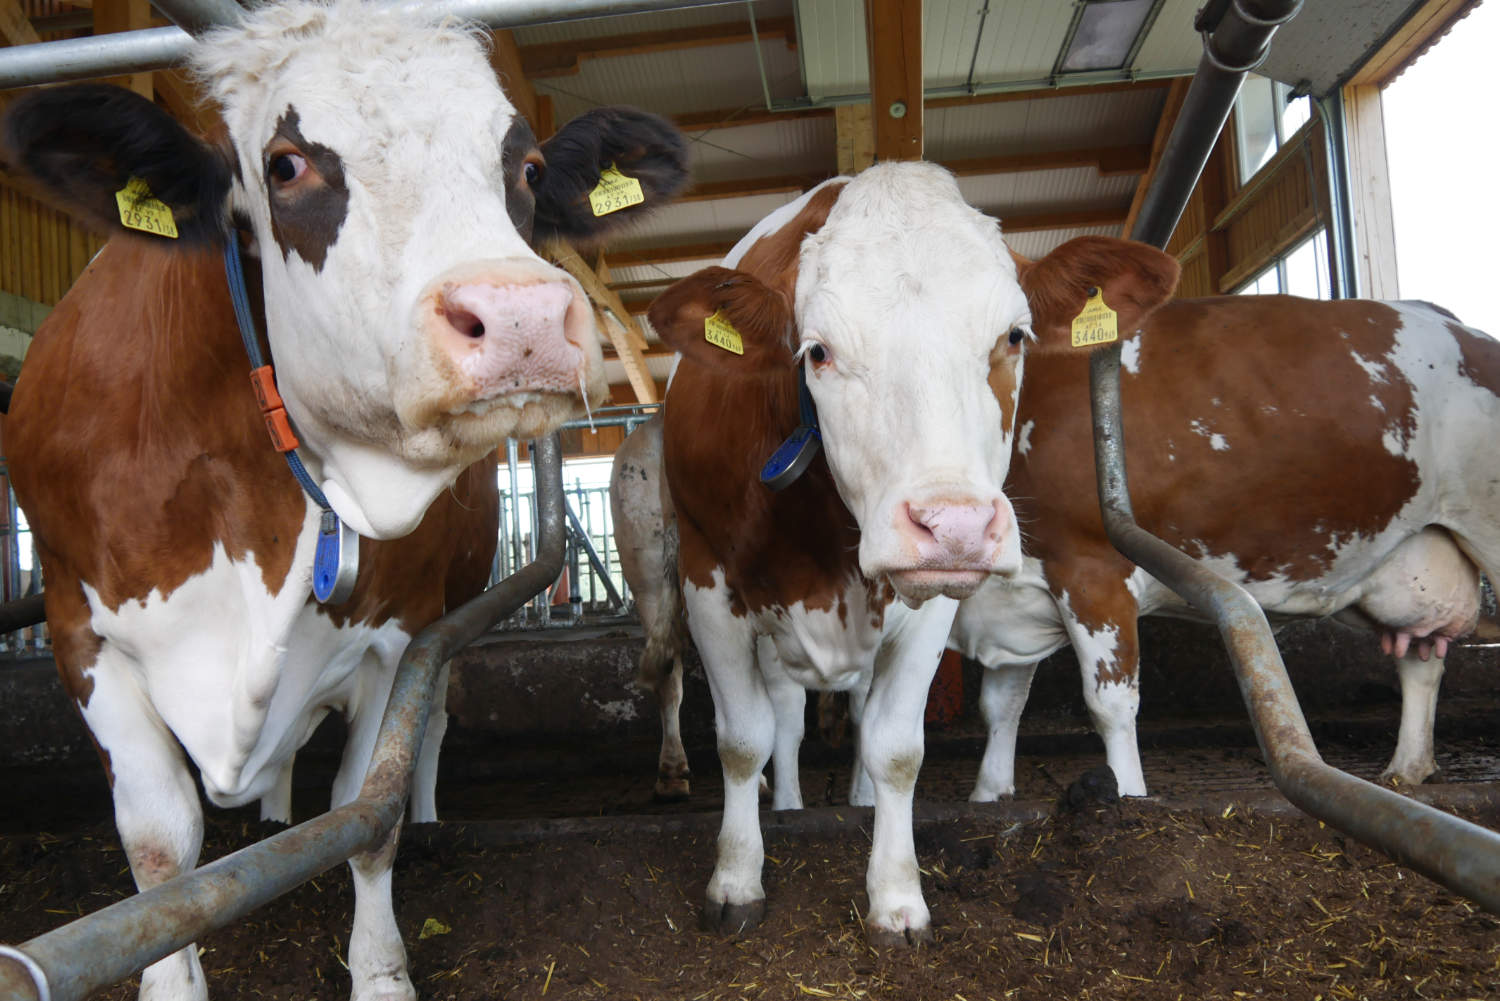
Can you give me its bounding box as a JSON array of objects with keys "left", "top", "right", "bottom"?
[
  {"left": 0, "top": 3, "right": 686, "bottom": 999},
  {"left": 949, "top": 295, "right": 1498, "bottom": 801},
  {"left": 650, "top": 164, "right": 1177, "bottom": 944}
]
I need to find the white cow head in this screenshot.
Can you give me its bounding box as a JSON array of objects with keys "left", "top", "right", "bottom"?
[
  {"left": 1, "top": 0, "right": 688, "bottom": 539},
  {"left": 652, "top": 163, "right": 1178, "bottom": 604}
]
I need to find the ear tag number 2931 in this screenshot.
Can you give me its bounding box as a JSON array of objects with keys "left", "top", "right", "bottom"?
[
  {"left": 704, "top": 310, "right": 744, "bottom": 355},
  {"left": 115, "top": 177, "right": 179, "bottom": 239},
  {"left": 1071, "top": 287, "right": 1118, "bottom": 348},
  {"left": 588, "top": 164, "right": 645, "bottom": 217}
]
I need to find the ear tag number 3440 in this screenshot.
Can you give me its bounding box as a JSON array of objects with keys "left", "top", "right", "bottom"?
[
  {"left": 1071, "top": 287, "right": 1118, "bottom": 348},
  {"left": 703, "top": 310, "right": 744, "bottom": 355}
]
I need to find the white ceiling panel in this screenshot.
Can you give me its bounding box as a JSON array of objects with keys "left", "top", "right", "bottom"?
[
  {"left": 967, "top": 1, "right": 1078, "bottom": 83},
  {"left": 797, "top": 0, "right": 866, "bottom": 100},
  {"left": 685, "top": 115, "right": 836, "bottom": 184},
  {"left": 1131, "top": 0, "right": 1206, "bottom": 75},
  {"left": 514, "top": 0, "right": 794, "bottom": 45},
  {"left": 926, "top": 87, "right": 1166, "bottom": 160},
  {"left": 1005, "top": 224, "right": 1126, "bottom": 260}
]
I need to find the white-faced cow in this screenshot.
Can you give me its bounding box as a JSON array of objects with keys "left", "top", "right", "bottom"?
[
  {"left": 649, "top": 163, "right": 1178, "bottom": 944},
  {"left": 948, "top": 295, "right": 1498, "bottom": 800},
  {"left": 0, "top": 3, "right": 686, "bottom": 999}
]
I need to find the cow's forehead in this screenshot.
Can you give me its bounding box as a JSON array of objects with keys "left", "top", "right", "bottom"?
[
  {"left": 191, "top": 1, "right": 511, "bottom": 159},
  {"left": 795, "top": 163, "right": 1024, "bottom": 336}
]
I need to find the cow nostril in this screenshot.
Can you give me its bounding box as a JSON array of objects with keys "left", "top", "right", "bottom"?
[
  {"left": 445, "top": 307, "right": 485, "bottom": 340},
  {"left": 904, "top": 503, "right": 937, "bottom": 540}
]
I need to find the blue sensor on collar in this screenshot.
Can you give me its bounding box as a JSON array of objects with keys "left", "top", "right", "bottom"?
[
  {"left": 760, "top": 423, "right": 821, "bottom": 491},
  {"left": 312, "top": 509, "right": 360, "bottom": 604}
]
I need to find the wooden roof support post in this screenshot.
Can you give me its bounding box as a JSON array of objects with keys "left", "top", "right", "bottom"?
[
  {"left": 835, "top": 103, "right": 875, "bottom": 176},
  {"left": 544, "top": 240, "right": 658, "bottom": 404},
  {"left": 1339, "top": 83, "right": 1399, "bottom": 298},
  {"left": 0, "top": 0, "right": 41, "bottom": 47},
  {"left": 865, "top": 0, "right": 923, "bottom": 162},
  {"left": 93, "top": 0, "right": 152, "bottom": 99}
]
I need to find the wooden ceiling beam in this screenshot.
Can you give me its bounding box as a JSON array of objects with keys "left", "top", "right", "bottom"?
[
  {"left": 521, "top": 17, "right": 795, "bottom": 78},
  {"left": 673, "top": 105, "right": 832, "bottom": 132},
  {"left": 93, "top": 0, "right": 151, "bottom": 98},
  {"left": 607, "top": 241, "right": 738, "bottom": 268},
  {"left": 835, "top": 103, "right": 875, "bottom": 175},
  {"left": 865, "top": 0, "right": 923, "bottom": 161},
  {"left": 925, "top": 77, "right": 1173, "bottom": 111},
  {"left": 680, "top": 172, "right": 832, "bottom": 203},
  {"left": 998, "top": 205, "right": 1131, "bottom": 233},
  {"left": 944, "top": 144, "right": 1151, "bottom": 179},
  {"left": 545, "top": 240, "right": 659, "bottom": 404}
]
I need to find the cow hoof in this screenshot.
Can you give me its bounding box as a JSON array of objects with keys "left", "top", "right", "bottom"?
[
  {"left": 867, "top": 923, "right": 934, "bottom": 948},
  {"left": 653, "top": 776, "right": 692, "bottom": 801},
  {"left": 701, "top": 896, "right": 766, "bottom": 936},
  {"left": 1382, "top": 765, "right": 1440, "bottom": 787}
]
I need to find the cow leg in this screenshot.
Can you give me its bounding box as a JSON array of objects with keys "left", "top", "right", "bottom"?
[
  {"left": 260, "top": 756, "right": 294, "bottom": 824},
  {"left": 759, "top": 640, "right": 806, "bottom": 811},
  {"left": 971, "top": 661, "right": 1039, "bottom": 801},
  {"left": 1059, "top": 596, "right": 1147, "bottom": 797},
  {"left": 408, "top": 662, "right": 449, "bottom": 824},
  {"left": 80, "top": 659, "right": 207, "bottom": 1001},
  {"left": 687, "top": 579, "right": 772, "bottom": 934},
  {"left": 858, "top": 603, "right": 953, "bottom": 946},
  {"left": 847, "top": 674, "right": 874, "bottom": 808},
  {"left": 332, "top": 653, "right": 415, "bottom": 1001},
  {"left": 1383, "top": 649, "right": 1444, "bottom": 785},
  {"left": 653, "top": 654, "right": 692, "bottom": 801}
]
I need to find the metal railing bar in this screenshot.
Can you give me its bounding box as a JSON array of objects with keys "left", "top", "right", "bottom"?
[
  {"left": 0, "top": 594, "right": 46, "bottom": 635},
  {"left": 565, "top": 497, "right": 624, "bottom": 609},
  {"left": 1092, "top": 0, "right": 1500, "bottom": 913},
  {"left": 0, "top": 435, "right": 567, "bottom": 1001},
  {"left": 0, "top": 0, "right": 736, "bottom": 90}
]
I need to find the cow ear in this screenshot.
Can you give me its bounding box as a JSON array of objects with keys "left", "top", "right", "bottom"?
[
  {"left": 1015, "top": 236, "right": 1180, "bottom": 353},
  {"left": 1, "top": 83, "right": 233, "bottom": 245},
  {"left": 532, "top": 106, "right": 689, "bottom": 250},
  {"left": 649, "top": 266, "right": 795, "bottom": 374}
]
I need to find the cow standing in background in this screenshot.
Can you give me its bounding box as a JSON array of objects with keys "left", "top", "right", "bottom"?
[
  {"left": 949, "top": 295, "right": 1498, "bottom": 800},
  {"left": 653, "top": 163, "right": 1178, "bottom": 944},
  {"left": 0, "top": 3, "right": 687, "bottom": 999}
]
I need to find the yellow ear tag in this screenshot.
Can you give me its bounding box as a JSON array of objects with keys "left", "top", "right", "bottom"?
[
  {"left": 588, "top": 163, "right": 645, "bottom": 217},
  {"left": 114, "top": 177, "right": 179, "bottom": 239},
  {"left": 703, "top": 309, "right": 744, "bottom": 355},
  {"left": 1071, "top": 286, "right": 1118, "bottom": 348}
]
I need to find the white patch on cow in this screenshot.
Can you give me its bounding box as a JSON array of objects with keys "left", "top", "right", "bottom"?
[
  {"left": 1351, "top": 350, "right": 1390, "bottom": 384},
  {"left": 758, "top": 576, "right": 886, "bottom": 691},
  {"left": 948, "top": 559, "right": 1066, "bottom": 667},
  {"left": 1370, "top": 394, "right": 1386, "bottom": 412},
  {"left": 1383, "top": 428, "right": 1408, "bottom": 456},
  {"left": 1120, "top": 335, "right": 1142, "bottom": 375},
  {"left": 79, "top": 509, "right": 410, "bottom": 808},
  {"left": 792, "top": 163, "right": 1022, "bottom": 594},
  {"left": 1210, "top": 433, "right": 1228, "bottom": 451},
  {"left": 1017, "top": 419, "right": 1035, "bottom": 456},
  {"left": 723, "top": 179, "right": 850, "bottom": 268},
  {"left": 1261, "top": 404, "right": 1279, "bottom": 416},
  {"left": 191, "top": 1, "right": 603, "bottom": 539}
]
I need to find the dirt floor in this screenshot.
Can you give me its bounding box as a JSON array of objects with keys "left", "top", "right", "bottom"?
[{"left": 4, "top": 715, "right": 1500, "bottom": 1001}]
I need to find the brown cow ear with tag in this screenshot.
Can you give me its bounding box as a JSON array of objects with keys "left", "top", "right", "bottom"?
[
  {"left": 1013, "top": 236, "right": 1180, "bottom": 354},
  {"left": 649, "top": 265, "right": 796, "bottom": 373}
]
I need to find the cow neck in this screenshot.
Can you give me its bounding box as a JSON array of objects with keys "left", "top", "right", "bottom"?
[
  {"left": 224, "top": 236, "right": 358, "bottom": 604},
  {"left": 759, "top": 362, "right": 821, "bottom": 490}
]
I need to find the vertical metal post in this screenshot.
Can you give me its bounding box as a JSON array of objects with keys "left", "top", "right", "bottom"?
[{"left": 1317, "top": 90, "right": 1359, "bottom": 299}]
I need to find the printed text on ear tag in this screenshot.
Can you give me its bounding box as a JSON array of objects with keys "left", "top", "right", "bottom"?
[
  {"left": 704, "top": 309, "right": 744, "bottom": 355},
  {"left": 115, "top": 177, "right": 179, "bottom": 239},
  {"left": 588, "top": 164, "right": 645, "bottom": 217},
  {"left": 1071, "top": 287, "right": 1118, "bottom": 348}
]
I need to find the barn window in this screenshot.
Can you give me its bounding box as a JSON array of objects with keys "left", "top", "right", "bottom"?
[
  {"left": 1234, "top": 75, "right": 1311, "bottom": 184},
  {"left": 1234, "top": 229, "right": 1330, "bottom": 299}
]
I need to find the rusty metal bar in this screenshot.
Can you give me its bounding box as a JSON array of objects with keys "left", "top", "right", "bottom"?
[
  {"left": 0, "top": 435, "right": 566, "bottom": 1001},
  {"left": 0, "top": 593, "right": 45, "bottom": 634},
  {"left": 1094, "top": 0, "right": 1500, "bottom": 912}
]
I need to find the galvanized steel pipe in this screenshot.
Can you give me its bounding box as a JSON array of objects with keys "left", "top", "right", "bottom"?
[
  {"left": 0, "top": 0, "right": 734, "bottom": 89},
  {"left": 0, "top": 435, "right": 567, "bottom": 1001},
  {"left": 1095, "top": 0, "right": 1500, "bottom": 912}
]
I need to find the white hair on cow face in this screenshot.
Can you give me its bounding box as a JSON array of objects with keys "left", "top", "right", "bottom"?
[{"left": 794, "top": 162, "right": 1027, "bottom": 599}]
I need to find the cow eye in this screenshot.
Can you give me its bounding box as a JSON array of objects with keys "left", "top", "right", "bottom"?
[
  {"left": 268, "top": 152, "right": 308, "bottom": 187},
  {"left": 806, "top": 342, "right": 830, "bottom": 366},
  {"left": 523, "top": 159, "right": 544, "bottom": 186},
  {"left": 1007, "top": 326, "right": 1027, "bottom": 346}
]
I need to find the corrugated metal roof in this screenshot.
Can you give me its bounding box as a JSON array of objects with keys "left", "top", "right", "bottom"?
[
  {"left": 685, "top": 115, "right": 836, "bottom": 185},
  {"left": 967, "top": 2, "right": 1077, "bottom": 83},
  {"left": 926, "top": 88, "right": 1166, "bottom": 160},
  {"left": 513, "top": 0, "right": 793, "bottom": 45},
  {"left": 957, "top": 167, "right": 1137, "bottom": 217}
]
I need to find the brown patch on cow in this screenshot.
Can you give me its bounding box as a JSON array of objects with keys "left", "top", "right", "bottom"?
[
  {"left": 500, "top": 116, "right": 541, "bottom": 241},
  {"left": 8, "top": 236, "right": 498, "bottom": 746},
  {"left": 266, "top": 106, "right": 349, "bottom": 271},
  {"left": 664, "top": 184, "right": 861, "bottom": 616},
  {"left": 987, "top": 333, "right": 1022, "bottom": 437},
  {"left": 1450, "top": 320, "right": 1500, "bottom": 394},
  {"left": 1011, "top": 297, "right": 1427, "bottom": 675},
  {"left": 319, "top": 456, "right": 498, "bottom": 631}
]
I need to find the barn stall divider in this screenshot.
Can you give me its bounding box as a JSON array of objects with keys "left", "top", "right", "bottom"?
[
  {"left": 0, "top": 436, "right": 566, "bottom": 1001},
  {"left": 0, "top": 0, "right": 1498, "bottom": 998}
]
